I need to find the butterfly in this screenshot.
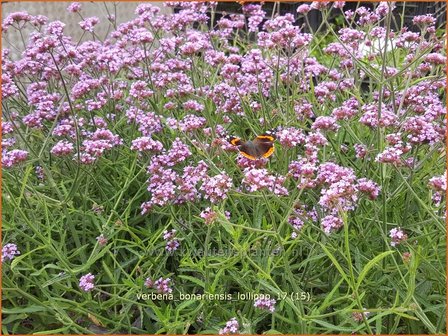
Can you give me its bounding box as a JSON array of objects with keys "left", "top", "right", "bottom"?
[{"left": 226, "top": 129, "right": 277, "bottom": 160}]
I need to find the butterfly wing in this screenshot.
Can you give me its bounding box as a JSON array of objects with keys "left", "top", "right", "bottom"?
[
  {"left": 253, "top": 131, "right": 276, "bottom": 158},
  {"left": 253, "top": 137, "right": 275, "bottom": 158},
  {"left": 226, "top": 136, "right": 243, "bottom": 146},
  {"left": 227, "top": 129, "right": 277, "bottom": 160},
  {"left": 237, "top": 141, "right": 259, "bottom": 160}
]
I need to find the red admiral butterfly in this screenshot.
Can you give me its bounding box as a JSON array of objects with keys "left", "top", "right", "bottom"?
[{"left": 226, "top": 129, "right": 277, "bottom": 160}]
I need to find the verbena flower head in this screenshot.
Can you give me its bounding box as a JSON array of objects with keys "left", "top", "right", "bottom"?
[
  {"left": 412, "top": 14, "right": 436, "bottom": 27},
  {"left": 79, "top": 17, "right": 99, "bottom": 33},
  {"left": 2, "top": 150, "right": 28, "bottom": 168},
  {"left": 236, "top": 156, "right": 268, "bottom": 169},
  {"left": 312, "top": 116, "right": 340, "bottom": 132},
  {"left": 289, "top": 216, "right": 304, "bottom": 239},
  {"left": 333, "top": 2, "right": 346, "bottom": 9},
  {"left": 201, "top": 173, "right": 232, "bottom": 203},
  {"left": 200, "top": 207, "right": 218, "bottom": 225},
  {"left": 277, "top": 127, "right": 306, "bottom": 147},
  {"left": 321, "top": 215, "right": 344, "bottom": 234},
  {"left": 428, "top": 173, "right": 446, "bottom": 206},
  {"left": 153, "top": 277, "right": 173, "bottom": 294},
  {"left": 219, "top": 317, "right": 240, "bottom": 334},
  {"left": 254, "top": 297, "right": 276, "bottom": 312},
  {"left": 311, "top": 2, "right": 330, "bottom": 11},
  {"left": 35, "top": 166, "right": 45, "bottom": 180},
  {"left": 2, "top": 243, "right": 20, "bottom": 262},
  {"left": 242, "top": 168, "right": 288, "bottom": 196},
  {"left": 79, "top": 273, "right": 95, "bottom": 292},
  {"left": 389, "top": 227, "right": 408, "bottom": 247},
  {"left": 51, "top": 140, "right": 74, "bottom": 157},
  {"left": 242, "top": 4, "right": 265, "bottom": 32},
  {"left": 67, "top": 2, "right": 81, "bottom": 13},
  {"left": 163, "top": 229, "right": 180, "bottom": 252},
  {"left": 131, "top": 137, "right": 163, "bottom": 153},
  {"left": 357, "top": 178, "right": 381, "bottom": 200},
  {"left": 316, "top": 162, "right": 358, "bottom": 212},
  {"left": 96, "top": 234, "right": 108, "bottom": 246},
  {"left": 297, "top": 4, "right": 311, "bottom": 15},
  {"left": 354, "top": 144, "right": 368, "bottom": 159},
  {"left": 144, "top": 277, "right": 154, "bottom": 288}
]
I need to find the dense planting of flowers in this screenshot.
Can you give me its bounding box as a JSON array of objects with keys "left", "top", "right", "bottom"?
[{"left": 2, "top": 1, "right": 446, "bottom": 334}]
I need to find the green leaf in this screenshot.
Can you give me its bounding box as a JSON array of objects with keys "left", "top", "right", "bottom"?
[
  {"left": 10, "top": 245, "right": 48, "bottom": 271},
  {"left": 30, "top": 263, "right": 63, "bottom": 276},
  {"left": 355, "top": 250, "right": 395, "bottom": 291},
  {"left": 3, "top": 305, "right": 48, "bottom": 314},
  {"left": 219, "top": 218, "right": 236, "bottom": 236},
  {"left": 319, "top": 243, "right": 351, "bottom": 287},
  {"left": 2, "top": 313, "right": 28, "bottom": 324},
  {"left": 178, "top": 275, "right": 205, "bottom": 289},
  {"left": 42, "top": 272, "right": 71, "bottom": 288},
  {"left": 310, "top": 318, "right": 355, "bottom": 332}
]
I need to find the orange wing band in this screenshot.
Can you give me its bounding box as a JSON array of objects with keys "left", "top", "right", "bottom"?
[
  {"left": 230, "top": 137, "right": 242, "bottom": 146},
  {"left": 256, "top": 135, "right": 275, "bottom": 141},
  {"left": 239, "top": 151, "right": 258, "bottom": 160},
  {"left": 261, "top": 146, "right": 275, "bottom": 158}
]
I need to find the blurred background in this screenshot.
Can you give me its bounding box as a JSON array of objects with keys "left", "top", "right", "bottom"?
[{"left": 1, "top": 2, "right": 171, "bottom": 59}]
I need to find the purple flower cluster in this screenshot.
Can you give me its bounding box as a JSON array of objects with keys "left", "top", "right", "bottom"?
[
  {"left": 219, "top": 317, "right": 239, "bottom": 334},
  {"left": 96, "top": 234, "right": 108, "bottom": 246},
  {"left": 142, "top": 158, "right": 212, "bottom": 214},
  {"left": 77, "top": 129, "right": 122, "bottom": 164},
  {"left": 67, "top": 2, "right": 81, "bottom": 13},
  {"left": 312, "top": 116, "right": 339, "bottom": 132},
  {"left": 163, "top": 229, "right": 180, "bottom": 252},
  {"left": 129, "top": 81, "right": 153, "bottom": 99},
  {"left": 289, "top": 216, "right": 304, "bottom": 238},
  {"left": 144, "top": 277, "right": 173, "bottom": 294},
  {"left": 200, "top": 207, "right": 218, "bottom": 225},
  {"left": 359, "top": 104, "right": 397, "bottom": 129},
  {"left": 79, "top": 273, "right": 95, "bottom": 292},
  {"left": 354, "top": 144, "right": 368, "bottom": 159},
  {"left": 289, "top": 158, "right": 381, "bottom": 233},
  {"left": 236, "top": 156, "right": 269, "bottom": 169},
  {"left": 243, "top": 4, "right": 265, "bottom": 32},
  {"left": 167, "top": 114, "right": 207, "bottom": 133},
  {"left": 50, "top": 140, "right": 74, "bottom": 157},
  {"left": 276, "top": 127, "right": 306, "bottom": 148},
  {"left": 35, "top": 166, "right": 45, "bottom": 180},
  {"left": 130, "top": 137, "right": 163, "bottom": 153},
  {"left": 428, "top": 173, "right": 446, "bottom": 206},
  {"left": 254, "top": 297, "right": 276, "bottom": 313},
  {"left": 242, "top": 168, "right": 288, "bottom": 196},
  {"left": 317, "top": 163, "right": 378, "bottom": 209},
  {"left": 321, "top": 215, "right": 344, "bottom": 235},
  {"left": 155, "top": 277, "right": 173, "bottom": 294},
  {"left": 357, "top": 178, "right": 381, "bottom": 200},
  {"left": 2, "top": 243, "right": 20, "bottom": 262},
  {"left": 375, "top": 133, "right": 412, "bottom": 165},
  {"left": 331, "top": 98, "right": 359, "bottom": 120},
  {"left": 389, "top": 227, "right": 408, "bottom": 247},
  {"left": 2, "top": 149, "right": 28, "bottom": 168},
  {"left": 79, "top": 17, "right": 99, "bottom": 33},
  {"left": 288, "top": 204, "right": 318, "bottom": 238},
  {"left": 200, "top": 173, "right": 233, "bottom": 203}
]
